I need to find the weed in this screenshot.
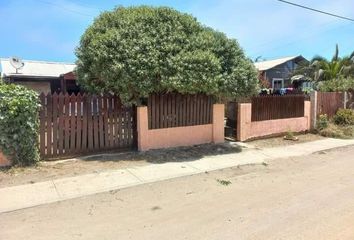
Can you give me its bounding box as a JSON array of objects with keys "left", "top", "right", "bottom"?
[
  {"left": 217, "top": 179, "right": 232, "bottom": 186},
  {"left": 285, "top": 130, "right": 294, "bottom": 139},
  {"left": 317, "top": 114, "right": 329, "bottom": 130}
]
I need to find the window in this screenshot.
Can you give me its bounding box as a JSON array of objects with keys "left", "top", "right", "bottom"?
[
  {"left": 302, "top": 81, "right": 313, "bottom": 89},
  {"left": 272, "top": 78, "right": 284, "bottom": 89}
]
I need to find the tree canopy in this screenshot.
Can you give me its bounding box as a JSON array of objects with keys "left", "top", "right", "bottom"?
[{"left": 76, "top": 6, "right": 258, "bottom": 104}]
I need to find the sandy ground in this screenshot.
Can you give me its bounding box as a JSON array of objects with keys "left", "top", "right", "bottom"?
[
  {"left": 246, "top": 133, "right": 324, "bottom": 148},
  {"left": 1, "top": 145, "right": 354, "bottom": 240},
  {"left": 0, "top": 134, "right": 322, "bottom": 188},
  {"left": 0, "top": 143, "right": 241, "bottom": 187}
]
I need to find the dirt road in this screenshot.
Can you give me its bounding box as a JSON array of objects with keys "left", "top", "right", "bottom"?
[{"left": 1, "top": 145, "right": 354, "bottom": 240}]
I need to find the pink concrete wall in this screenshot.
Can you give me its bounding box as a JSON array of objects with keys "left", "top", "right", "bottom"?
[
  {"left": 237, "top": 101, "right": 311, "bottom": 141},
  {"left": 137, "top": 104, "right": 224, "bottom": 151},
  {"left": 0, "top": 151, "right": 11, "bottom": 167}
]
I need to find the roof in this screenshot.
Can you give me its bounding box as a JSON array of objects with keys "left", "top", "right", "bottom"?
[
  {"left": 254, "top": 55, "right": 306, "bottom": 71},
  {"left": 0, "top": 58, "right": 76, "bottom": 78}
]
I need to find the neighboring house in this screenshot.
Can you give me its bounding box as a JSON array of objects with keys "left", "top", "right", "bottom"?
[
  {"left": 0, "top": 58, "right": 79, "bottom": 94},
  {"left": 254, "top": 55, "right": 308, "bottom": 90}
]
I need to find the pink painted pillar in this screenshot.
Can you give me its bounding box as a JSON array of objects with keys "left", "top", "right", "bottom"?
[
  {"left": 304, "top": 100, "right": 311, "bottom": 130},
  {"left": 0, "top": 151, "right": 11, "bottom": 167},
  {"left": 212, "top": 104, "right": 225, "bottom": 143},
  {"left": 237, "top": 103, "right": 252, "bottom": 141},
  {"left": 137, "top": 106, "right": 149, "bottom": 151}
]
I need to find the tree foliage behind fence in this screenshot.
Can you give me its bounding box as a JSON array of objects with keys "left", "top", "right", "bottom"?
[
  {"left": 251, "top": 95, "right": 305, "bottom": 121},
  {"left": 147, "top": 93, "right": 213, "bottom": 129}
]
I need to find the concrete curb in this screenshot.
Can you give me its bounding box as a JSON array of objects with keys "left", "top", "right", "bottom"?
[{"left": 1, "top": 138, "right": 353, "bottom": 213}]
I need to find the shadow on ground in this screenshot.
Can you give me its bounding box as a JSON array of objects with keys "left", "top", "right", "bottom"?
[{"left": 80, "top": 143, "right": 243, "bottom": 164}]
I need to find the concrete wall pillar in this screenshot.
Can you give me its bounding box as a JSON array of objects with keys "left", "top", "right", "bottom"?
[
  {"left": 137, "top": 106, "right": 149, "bottom": 151},
  {"left": 236, "top": 103, "right": 252, "bottom": 141},
  {"left": 212, "top": 104, "right": 225, "bottom": 143},
  {"left": 304, "top": 100, "right": 311, "bottom": 130}
]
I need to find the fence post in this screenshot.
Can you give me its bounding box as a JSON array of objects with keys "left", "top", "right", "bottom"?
[
  {"left": 344, "top": 91, "right": 348, "bottom": 109},
  {"left": 236, "top": 103, "right": 252, "bottom": 141},
  {"left": 310, "top": 91, "right": 318, "bottom": 129}
]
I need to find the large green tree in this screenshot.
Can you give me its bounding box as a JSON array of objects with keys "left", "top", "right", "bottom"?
[{"left": 76, "top": 6, "right": 258, "bottom": 104}]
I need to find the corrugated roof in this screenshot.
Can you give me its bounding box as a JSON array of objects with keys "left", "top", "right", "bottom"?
[
  {"left": 254, "top": 56, "right": 303, "bottom": 71},
  {"left": 0, "top": 58, "right": 76, "bottom": 78}
]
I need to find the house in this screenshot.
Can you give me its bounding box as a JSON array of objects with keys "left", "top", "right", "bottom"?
[
  {"left": 254, "top": 55, "right": 308, "bottom": 90},
  {"left": 0, "top": 58, "right": 79, "bottom": 94}
]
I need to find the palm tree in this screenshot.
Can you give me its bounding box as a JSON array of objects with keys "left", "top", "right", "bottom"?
[
  {"left": 339, "top": 51, "right": 354, "bottom": 77},
  {"left": 293, "top": 44, "right": 354, "bottom": 82}
]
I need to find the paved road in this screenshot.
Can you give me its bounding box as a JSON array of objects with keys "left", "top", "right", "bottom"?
[{"left": 1, "top": 145, "right": 354, "bottom": 240}]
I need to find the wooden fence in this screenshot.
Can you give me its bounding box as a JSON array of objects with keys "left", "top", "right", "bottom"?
[
  {"left": 316, "top": 92, "right": 345, "bottom": 117},
  {"left": 39, "top": 93, "right": 136, "bottom": 159},
  {"left": 147, "top": 93, "right": 213, "bottom": 129},
  {"left": 251, "top": 95, "right": 305, "bottom": 121}
]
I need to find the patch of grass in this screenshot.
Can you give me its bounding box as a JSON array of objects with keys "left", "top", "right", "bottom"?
[
  {"left": 0, "top": 165, "right": 27, "bottom": 175},
  {"left": 319, "top": 123, "right": 354, "bottom": 139},
  {"left": 216, "top": 179, "right": 232, "bottom": 186}
]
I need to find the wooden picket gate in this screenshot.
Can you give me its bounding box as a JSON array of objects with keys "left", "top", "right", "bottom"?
[{"left": 39, "top": 93, "right": 136, "bottom": 160}]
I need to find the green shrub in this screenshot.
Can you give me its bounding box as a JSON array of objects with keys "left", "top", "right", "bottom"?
[
  {"left": 76, "top": 6, "right": 258, "bottom": 105},
  {"left": 333, "top": 108, "right": 354, "bottom": 125},
  {"left": 318, "top": 77, "right": 354, "bottom": 92},
  {"left": 0, "top": 84, "right": 40, "bottom": 166},
  {"left": 316, "top": 114, "right": 329, "bottom": 130}
]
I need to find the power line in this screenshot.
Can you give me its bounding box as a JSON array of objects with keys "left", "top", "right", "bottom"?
[
  {"left": 36, "top": 0, "right": 96, "bottom": 17},
  {"left": 249, "top": 1, "right": 354, "bottom": 58},
  {"left": 247, "top": 21, "right": 351, "bottom": 58},
  {"left": 277, "top": 0, "right": 354, "bottom": 22}
]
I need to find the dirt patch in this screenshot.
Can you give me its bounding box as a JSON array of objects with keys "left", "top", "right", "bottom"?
[
  {"left": 2, "top": 146, "right": 354, "bottom": 240},
  {"left": 246, "top": 133, "right": 325, "bottom": 148},
  {"left": 0, "top": 143, "right": 242, "bottom": 188}
]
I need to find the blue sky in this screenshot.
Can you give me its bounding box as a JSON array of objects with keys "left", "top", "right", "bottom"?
[{"left": 0, "top": 0, "right": 353, "bottom": 63}]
